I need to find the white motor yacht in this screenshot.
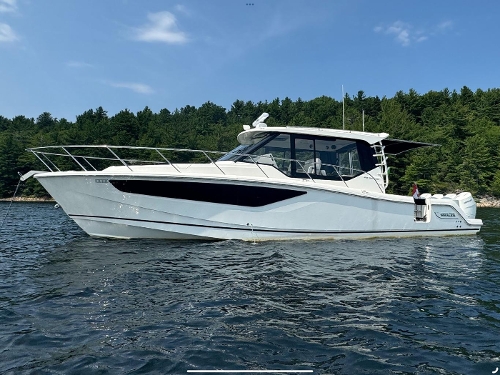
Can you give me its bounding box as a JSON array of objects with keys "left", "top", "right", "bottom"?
[{"left": 23, "top": 113, "right": 483, "bottom": 240}]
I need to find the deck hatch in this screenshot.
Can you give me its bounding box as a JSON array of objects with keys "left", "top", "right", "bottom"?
[{"left": 110, "top": 179, "right": 307, "bottom": 207}]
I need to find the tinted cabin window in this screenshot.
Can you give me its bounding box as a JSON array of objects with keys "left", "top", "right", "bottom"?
[
  {"left": 110, "top": 179, "right": 306, "bottom": 207},
  {"left": 242, "top": 134, "right": 292, "bottom": 176},
  {"left": 236, "top": 132, "right": 377, "bottom": 180},
  {"left": 293, "top": 138, "right": 315, "bottom": 174},
  {"left": 292, "top": 136, "right": 377, "bottom": 180}
]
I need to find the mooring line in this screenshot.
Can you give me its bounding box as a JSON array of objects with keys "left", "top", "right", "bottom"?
[{"left": 0, "top": 175, "right": 23, "bottom": 228}]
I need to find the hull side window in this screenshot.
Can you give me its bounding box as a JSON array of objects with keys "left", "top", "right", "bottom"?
[{"left": 110, "top": 179, "right": 306, "bottom": 207}]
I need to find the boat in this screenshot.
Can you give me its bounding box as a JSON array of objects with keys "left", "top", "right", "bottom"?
[{"left": 22, "top": 113, "right": 483, "bottom": 240}]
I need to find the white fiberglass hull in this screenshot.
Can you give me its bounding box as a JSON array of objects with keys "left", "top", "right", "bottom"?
[{"left": 35, "top": 172, "right": 482, "bottom": 241}]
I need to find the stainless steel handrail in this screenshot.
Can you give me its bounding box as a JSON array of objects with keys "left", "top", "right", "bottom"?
[{"left": 27, "top": 145, "right": 385, "bottom": 192}]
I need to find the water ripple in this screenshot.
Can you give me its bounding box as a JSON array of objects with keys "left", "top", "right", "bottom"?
[{"left": 0, "top": 203, "right": 499, "bottom": 374}]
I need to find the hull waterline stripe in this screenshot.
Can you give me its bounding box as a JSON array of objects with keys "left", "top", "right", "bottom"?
[{"left": 68, "top": 214, "right": 479, "bottom": 235}]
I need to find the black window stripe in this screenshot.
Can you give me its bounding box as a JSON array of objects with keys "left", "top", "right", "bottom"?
[{"left": 109, "top": 180, "right": 307, "bottom": 207}]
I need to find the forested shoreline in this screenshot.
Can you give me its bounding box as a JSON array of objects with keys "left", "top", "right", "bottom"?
[{"left": 1, "top": 86, "right": 500, "bottom": 199}]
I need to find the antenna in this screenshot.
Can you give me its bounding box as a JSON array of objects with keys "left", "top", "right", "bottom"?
[
  {"left": 342, "top": 85, "right": 345, "bottom": 130},
  {"left": 362, "top": 109, "right": 365, "bottom": 132}
]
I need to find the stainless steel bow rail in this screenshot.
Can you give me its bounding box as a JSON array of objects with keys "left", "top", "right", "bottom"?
[
  {"left": 26, "top": 145, "right": 226, "bottom": 174},
  {"left": 26, "top": 145, "right": 385, "bottom": 192}
]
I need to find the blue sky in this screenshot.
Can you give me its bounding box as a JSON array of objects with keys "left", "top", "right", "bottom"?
[{"left": 0, "top": 0, "right": 499, "bottom": 121}]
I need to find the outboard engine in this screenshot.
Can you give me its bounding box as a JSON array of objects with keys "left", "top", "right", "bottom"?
[{"left": 455, "top": 192, "right": 477, "bottom": 219}]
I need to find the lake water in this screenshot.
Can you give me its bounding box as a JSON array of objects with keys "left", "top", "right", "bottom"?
[{"left": 0, "top": 202, "right": 499, "bottom": 374}]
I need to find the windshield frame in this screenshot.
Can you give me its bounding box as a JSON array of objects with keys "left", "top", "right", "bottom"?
[
  {"left": 217, "top": 133, "right": 276, "bottom": 162},
  {"left": 217, "top": 144, "right": 253, "bottom": 162},
  {"left": 219, "top": 131, "right": 378, "bottom": 181}
]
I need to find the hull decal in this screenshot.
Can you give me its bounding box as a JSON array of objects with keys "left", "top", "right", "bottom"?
[
  {"left": 110, "top": 179, "right": 306, "bottom": 207},
  {"left": 69, "top": 214, "right": 478, "bottom": 235}
]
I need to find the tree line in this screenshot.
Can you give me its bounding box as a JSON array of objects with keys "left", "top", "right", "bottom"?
[{"left": 1, "top": 86, "right": 500, "bottom": 198}]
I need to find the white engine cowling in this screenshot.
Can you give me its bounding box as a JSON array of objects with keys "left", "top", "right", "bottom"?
[{"left": 455, "top": 192, "right": 477, "bottom": 219}]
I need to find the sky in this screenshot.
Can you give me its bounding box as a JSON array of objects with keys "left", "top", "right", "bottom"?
[{"left": 1, "top": 0, "right": 499, "bottom": 121}]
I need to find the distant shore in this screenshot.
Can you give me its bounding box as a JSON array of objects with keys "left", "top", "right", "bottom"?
[
  {"left": 476, "top": 196, "right": 500, "bottom": 208},
  {"left": 0, "top": 197, "right": 55, "bottom": 202},
  {"left": 2, "top": 195, "right": 500, "bottom": 207}
]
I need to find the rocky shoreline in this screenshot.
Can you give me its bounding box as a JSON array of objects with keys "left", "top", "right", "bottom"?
[
  {"left": 2, "top": 195, "right": 500, "bottom": 207},
  {"left": 0, "top": 197, "right": 54, "bottom": 202},
  {"left": 476, "top": 196, "right": 500, "bottom": 208}
]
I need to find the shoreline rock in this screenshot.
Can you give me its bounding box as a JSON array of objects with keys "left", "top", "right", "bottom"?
[
  {"left": 476, "top": 196, "right": 500, "bottom": 208},
  {"left": 0, "top": 196, "right": 54, "bottom": 202}
]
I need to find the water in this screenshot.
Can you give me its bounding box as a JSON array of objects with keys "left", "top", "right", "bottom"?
[{"left": 1, "top": 203, "right": 499, "bottom": 374}]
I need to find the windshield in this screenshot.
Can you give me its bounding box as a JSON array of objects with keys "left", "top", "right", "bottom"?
[
  {"left": 218, "top": 144, "right": 252, "bottom": 161},
  {"left": 219, "top": 131, "right": 377, "bottom": 180},
  {"left": 218, "top": 132, "right": 273, "bottom": 162},
  {"left": 241, "top": 133, "right": 292, "bottom": 175}
]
